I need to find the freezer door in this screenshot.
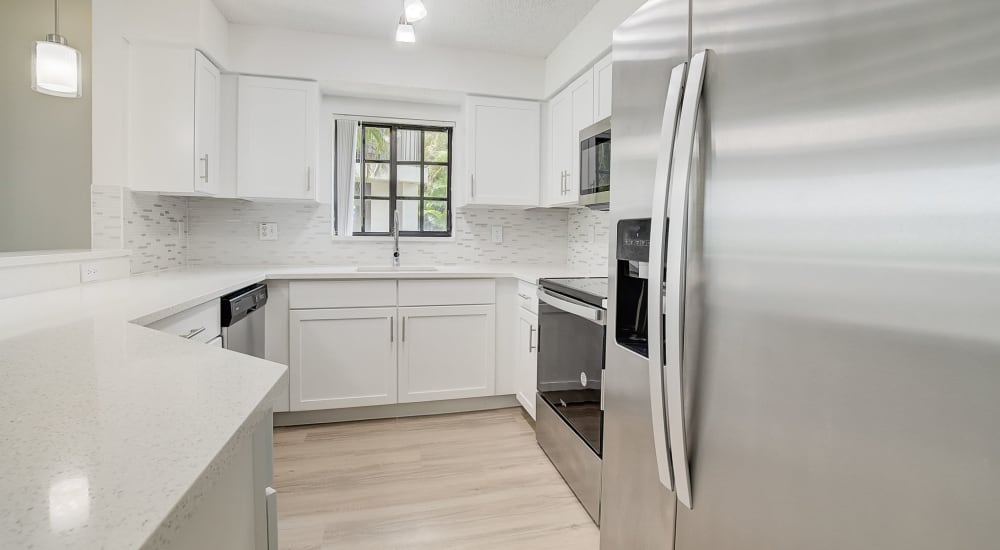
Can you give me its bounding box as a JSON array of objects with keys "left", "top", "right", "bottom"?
[
  {"left": 602, "top": 0, "right": 689, "bottom": 548},
  {"left": 674, "top": 1, "right": 1000, "bottom": 549}
]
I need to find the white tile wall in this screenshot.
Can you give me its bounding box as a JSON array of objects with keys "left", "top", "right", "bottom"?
[
  {"left": 91, "top": 185, "right": 123, "bottom": 249},
  {"left": 124, "top": 192, "right": 188, "bottom": 273},
  {"left": 94, "top": 193, "right": 611, "bottom": 273},
  {"left": 567, "top": 208, "right": 611, "bottom": 271},
  {"left": 186, "top": 198, "right": 571, "bottom": 267}
]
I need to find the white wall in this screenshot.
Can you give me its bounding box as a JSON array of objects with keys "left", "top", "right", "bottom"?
[
  {"left": 228, "top": 24, "right": 545, "bottom": 100},
  {"left": 543, "top": 0, "right": 647, "bottom": 97}
]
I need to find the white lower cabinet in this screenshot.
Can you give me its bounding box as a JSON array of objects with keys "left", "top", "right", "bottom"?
[
  {"left": 398, "top": 305, "right": 496, "bottom": 403},
  {"left": 289, "top": 308, "right": 397, "bottom": 411},
  {"left": 515, "top": 309, "right": 538, "bottom": 419}
]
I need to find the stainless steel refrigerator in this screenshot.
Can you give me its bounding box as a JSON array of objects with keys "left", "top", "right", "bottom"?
[{"left": 603, "top": 0, "right": 1000, "bottom": 548}]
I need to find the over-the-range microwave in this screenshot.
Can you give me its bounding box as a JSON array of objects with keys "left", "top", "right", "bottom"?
[{"left": 579, "top": 117, "right": 611, "bottom": 210}]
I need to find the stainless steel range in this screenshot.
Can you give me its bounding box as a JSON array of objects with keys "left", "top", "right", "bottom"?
[{"left": 535, "top": 277, "right": 608, "bottom": 525}]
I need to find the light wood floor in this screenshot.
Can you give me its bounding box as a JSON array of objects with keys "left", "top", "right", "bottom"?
[{"left": 273, "top": 408, "right": 600, "bottom": 550}]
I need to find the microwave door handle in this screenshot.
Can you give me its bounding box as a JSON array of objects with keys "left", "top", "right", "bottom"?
[
  {"left": 647, "top": 61, "right": 688, "bottom": 494},
  {"left": 664, "top": 50, "right": 708, "bottom": 511}
]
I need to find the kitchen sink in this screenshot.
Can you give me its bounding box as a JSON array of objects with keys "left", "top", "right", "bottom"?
[{"left": 355, "top": 266, "right": 439, "bottom": 272}]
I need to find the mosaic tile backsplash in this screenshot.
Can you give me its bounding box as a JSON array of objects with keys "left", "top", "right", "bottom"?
[
  {"left": 567, "top": 208, "right": 611, "bottom": 271},
  {"left": 96, "top": 191, "right": 611, "bottom": 273},
  {"left": 91, "top": 185, "right": 123, "bottom": 250},
  {"left": 185, "top": 198, "right": 571, "bottom": 267},
  {"left": 124, "top": 192, "right": 188, "bottom": 273}
]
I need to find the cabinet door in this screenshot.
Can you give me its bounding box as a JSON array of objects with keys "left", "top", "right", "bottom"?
[
  {"left": 516, "top": 310, "right": 538, "bottom": 419},
  {"left": 193, "top": 51, "right": 221, "bottom": 195},
  {"left": 398, "top": 305, "right": 496, "bottom": 403},
  {"left": 594, "top": 53, "right": 613, "bottom": 121},
  {"left": 237, "top": 76, "right": 319, "bottom": 201},
  {"left": 465, "top": 97, "right": 540, "bottom": 207},
  {"left": 289, "top": 308, "right": 397, "bottom": 411},
  {"left": 567, "top": 69, "right": 596, "bottom": 205},
  {"left": 546, "top": 90, "right": 573, "bottom": 206}
]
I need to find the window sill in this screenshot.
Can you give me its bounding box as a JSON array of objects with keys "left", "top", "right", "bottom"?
[{"left": 330, "top": 234, "right": 457, "bottom": 244}]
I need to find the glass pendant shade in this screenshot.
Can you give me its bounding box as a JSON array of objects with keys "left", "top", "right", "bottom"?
[
  {"left": 396, "top": 19, "right": 416, "bottom": 43},
  {"left": 32, "top": 37, "right": 81, "bottom": 98},
  {"left": 403, "top": 0, "right": 427, "bottom": 22}
]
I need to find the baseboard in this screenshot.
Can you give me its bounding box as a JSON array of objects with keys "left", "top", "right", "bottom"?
[{"left": 274, "top": 394, "right": 521, "bottom": 427}]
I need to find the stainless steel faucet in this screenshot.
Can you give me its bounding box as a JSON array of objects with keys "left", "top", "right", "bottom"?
[{"left": 392, "top": 208, "right": 401, "bottom": 268}]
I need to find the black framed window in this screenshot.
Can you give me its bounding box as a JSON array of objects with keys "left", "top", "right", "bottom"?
[{"left": 353, "top": 123, "right": 452, "bottom": 237}]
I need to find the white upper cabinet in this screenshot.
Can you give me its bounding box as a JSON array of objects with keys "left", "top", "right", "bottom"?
[
  {"left": 129, "top": 48, "right": 221, "bottom": 196},
  {"left": 464, "top": 96, "right": 540, "bottom": 207},
  {"left": 544, "top": 69, "right": 595, "bottom": 207},
  {"left": 594, "top": 53, "right": 613, "bottom": 121},
  {"left": 236, "top": 76, "right": 320, "bottom": 202},
  {"left": 193, "top": 53, "right": 222, "bottom": 195}
]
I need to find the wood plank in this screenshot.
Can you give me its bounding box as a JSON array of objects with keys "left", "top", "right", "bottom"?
[{"left": 273, "top": 408, "right": 600, "bottom": 550}]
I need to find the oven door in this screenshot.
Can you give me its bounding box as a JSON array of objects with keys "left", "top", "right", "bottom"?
[{"left": 537, "top": 288, "right": 606, "bottom": 455}]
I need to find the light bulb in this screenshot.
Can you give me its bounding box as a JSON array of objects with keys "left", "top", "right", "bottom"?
[{"left": 404, "top": 0, "right": 427, "bottom": 22}]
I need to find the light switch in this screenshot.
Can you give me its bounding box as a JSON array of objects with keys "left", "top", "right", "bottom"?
[
  {"left": 491, "top": 225, "right": 503, "bottom": 244},
  {"left": 259, "top": 223, "right": 279, "bottom": 241}
]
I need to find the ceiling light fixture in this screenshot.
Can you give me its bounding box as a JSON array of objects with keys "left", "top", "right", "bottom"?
[
  {"left": 395, "top": 14, "right": 416, "bottom": 43},
  {"left": 31, "top": 0, "right": 82, "bottom": 98},
  {"left": 403, "top": 0, "right": 428, "bottom": 22}
]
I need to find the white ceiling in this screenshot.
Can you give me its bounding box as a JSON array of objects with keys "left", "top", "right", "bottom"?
[{"left": 212, "top": 0, "right": 601, "bottom": 58}]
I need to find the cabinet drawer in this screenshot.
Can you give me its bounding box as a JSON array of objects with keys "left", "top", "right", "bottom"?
[
  {"left": 147, "top": 300, "right": 221, "bottom": 344},
  {"left": 517, "top": 281, "right": 538, "bottom": 314},
  {"left": 289, "top": 280, "right": 397, "bottom": 309},
  {"left": 398, "top": 279, "right": 495, "bottom": 306}
]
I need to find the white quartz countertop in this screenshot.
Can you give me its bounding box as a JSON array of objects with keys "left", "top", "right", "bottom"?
[{"left": 0, "top": 263, "right": 598, "bottom": 548}]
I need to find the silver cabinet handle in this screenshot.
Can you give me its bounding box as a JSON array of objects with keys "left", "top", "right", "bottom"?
[
  {"left": 647, "top": 61, "right": 688, "bottom": 495},
  {"left": 182, "top": 327, "right": 207, "bottom": 339},
  {"left": 664, "top": 50, "right": 708, "bottom": 511},
  {"left": 401, "top": 317, "right": 406, "bottom": 342},
  {"left": 528, "top": 325, "right": 537, "bottom": 352},
  {"left": 389, "top": 317, "right": 394, "bottom": 342},
  {"left": 518, "top": 293, "right": 531, "bottom": 300},
  {"left": 470, "top": 173, "right": 476, "bottom": 199},
  {"left": 537, "top": 288, "right": 605, "bottom": 325},
  {"left": 200, "top": 154, "right": 209, "bottom": 182},
  {"left": 561, "top": 171, "right": 568, "bottom": 194},
  {"left": 306, "top": 166, "right": 312, "bottom": 192}
]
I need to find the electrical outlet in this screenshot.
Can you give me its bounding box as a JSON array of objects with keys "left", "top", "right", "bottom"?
[
  {"left": 259, "top": 222, "right": 279, "bottom": 241},
  {"left": 587, "top": 224, "right": 597, "bottom": 243},
  {"left": 80, "top": 262, "right": 102, "bottom": 283},
  {"left": 491, "top": 225, "right": 503, "bottom": 244}
]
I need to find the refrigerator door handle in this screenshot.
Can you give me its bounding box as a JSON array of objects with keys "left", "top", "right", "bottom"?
[
  {"left": 647, "top": 61, "right": 689, "bottom": 494},
  {"left": 664, "top": 50, "right": 708, "bottom": 510}
]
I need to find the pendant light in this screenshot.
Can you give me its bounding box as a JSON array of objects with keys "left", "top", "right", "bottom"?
[
  {"left": 395, "top": 14, "right": 416, "bottom": 43},
  {"left": 32, "top": 0, "right": 82, "bottom": 98},
  {"left": 403, "top": 0, "right": 427, "bottom": 22}
]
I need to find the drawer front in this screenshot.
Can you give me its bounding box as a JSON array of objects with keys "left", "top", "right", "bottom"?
[
  {"left": 398, "top": 279, "right": 495, "bottom": 306},
  {"left": 147, "top": 300, "right": 222, "bottom": 344},
  {"left": 289, "top": 280, "right": 397, "bottom": 309},
  {"left": 517, "top": 280, "right": 538, "bottom": 314}
]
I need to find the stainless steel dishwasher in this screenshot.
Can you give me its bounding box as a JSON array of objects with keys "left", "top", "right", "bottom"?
[{"left": 221, "top": 283, "right": 268, "bottom": 358}]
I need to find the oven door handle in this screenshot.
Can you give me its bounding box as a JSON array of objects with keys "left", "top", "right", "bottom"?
[{"left": 537, "top": 288, "right": 606, "bottom": 326}]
